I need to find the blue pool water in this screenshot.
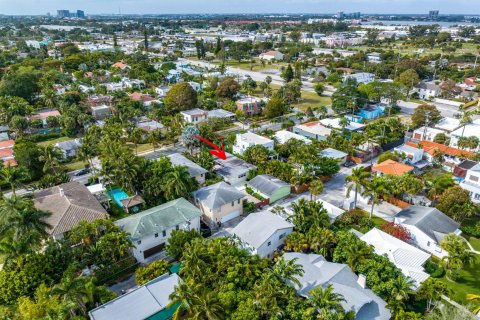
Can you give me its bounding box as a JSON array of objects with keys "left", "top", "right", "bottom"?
[{"left": 108, "top": 188, "right": 129, "bottom": 207}]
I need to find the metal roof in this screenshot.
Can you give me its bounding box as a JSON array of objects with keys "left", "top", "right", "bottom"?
[
  {"left": 192, "top": 182, "right": 245, "bottom": 209},
  {"left": 247, "top": 174, "right": 290, "bottom": 197}
]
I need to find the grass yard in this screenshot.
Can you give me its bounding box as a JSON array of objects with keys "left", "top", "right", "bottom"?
[
  {"left": 37, "top": 136, "right": 72, "bottom": 147},
  {"left": 295, "top": 91, "right": 332, "bottom": 112},
  {"left": 438, "top": 254, "right": 480, "bottom": 305},
  {"left": 467, "top": 236, "right": 480, "bottom": 251},
  {"left": 64, "top": 160, "right": 87, "bottom": 171}
]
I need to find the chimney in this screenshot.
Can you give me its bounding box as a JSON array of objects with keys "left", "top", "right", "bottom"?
[{"left": 357, "top": 274, "right": 367, "bottom": 289}]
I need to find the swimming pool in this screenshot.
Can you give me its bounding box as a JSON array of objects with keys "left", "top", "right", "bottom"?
[{"left": 108, "top": 188, "right": 129, "bottom": 207}]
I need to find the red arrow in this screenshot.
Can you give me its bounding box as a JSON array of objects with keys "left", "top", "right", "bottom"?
[{"left": 192, "top": 136, "right": 227, "bottom": 160}]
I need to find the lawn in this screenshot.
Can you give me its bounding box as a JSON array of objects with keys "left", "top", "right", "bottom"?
[
  {"left": 467, "top": 236, "right": 480, "bottom": 251},
  {"left": 438, "top": 254, "right": 480, "bottom": 305},
  {"left": 37, "top": 136, "right": 72, "bottom": 147},
  {"left": 64, "top": 160, "right": 87, "bottom": 171}
]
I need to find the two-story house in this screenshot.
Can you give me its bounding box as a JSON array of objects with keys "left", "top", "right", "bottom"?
[
  {"left": 180, "top": 108, "right": 208, "bottom": 124},
  {"left": 232, "top": 132, "right": 274, "bottom": 155},
  {"left": 235, "top": 96, "right": 265, "bottom": 116},
  {"left": 459, "top": 163, "right": 480, "bottom": 203},
  {"left": 115, "top": 198, "right": 202, "bottom": 262}
]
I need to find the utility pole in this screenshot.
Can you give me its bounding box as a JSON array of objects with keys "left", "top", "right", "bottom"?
[{"left": 423, "top": 112, "right": 430, "bottom": 141}]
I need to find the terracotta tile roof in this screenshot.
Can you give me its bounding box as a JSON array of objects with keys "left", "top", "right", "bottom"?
[
  {"left": 413, "top": 140, "right": 475, "bottom": 158},
  {"left": 129, "top": 92, "right": 155, "bottom": 102},
  {"left": 0, "top": 148, "right": 13, "bottom": 159},
  {"left": 112, "top": 61, "right": 128, "bottom": 69},
  {"left": 373, "top": 160, "right": 414, "bottom": 176},
  {"left": 3, "top": 159, "right": 17, "bottom": 167},
  {"left": 0, "top": 139, "right": 14, "bottom": 149}
]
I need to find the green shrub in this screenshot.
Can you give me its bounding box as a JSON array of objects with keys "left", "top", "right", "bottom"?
[
  {"left": 424, "top": 259, "right": 445, "bottom": 278},
  {"left": 135, "top": 260, "right": 170, "bottom": 286}
]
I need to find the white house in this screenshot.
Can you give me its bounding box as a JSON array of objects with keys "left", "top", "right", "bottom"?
[
  {"left": 360, "top": 228, "right": 430, "bottom": 289},
  {"left": 412, "top": 126, "right": 445, "bottom": 142},
  {"left": 320, "top": 148, "right": 348, "bottom": 164},
  {"left": 273, "top": 130, "right": 312, "bottom": 145},
  {"left": 459, "top": 163, "right": 480, "bottom": 203},
  {"left": 394, "top": 206, "right": 461, "bottom": 258},
  {"left": 55, "top": 138, "right": 83, "bottom": 158},
  {"left": 230, "top": 211, "right": 293, "bottom": 258},
  {"left": 393, "top": 144, "right": 424, "bottom": 165},
  {"left": 180, "top": 108, "right": 208, "bottom": 124},
  {"left": 343, "top": 72, "right": 375, "bottom": 85},
  {"left": 366, "top": 52, "right": 382, "bottom": 63},
  {"left": 319, "top": 117, "right": 365, "bottom": 132},
  {"left": 214, "top": 153, "right": 257, "bottom": 186},
  {"left": 155, "top": 86, "right": 171, "bottom": 98},
  {"left": 259, "top": 50, "right": 284, "bottom": 61},
  {"left": 449, "top": 118, "right": 480, "bottom": 151},
  {"left": 166, "top": 153, "right": 208, "bottom": 185},
  {"left": 293, "top": 121, "right": 332, "bottom": 141},
  {"left": 414, "top": 82, "right": 441, "bottom": 100},
  {"left": 188, "top": 81, "right": 202, "bottom": 92},
  {"left": 435, "top": 117, "right": 461, "bottom": 133},
  {"left": 88, "top": 273, "right": 181, "bottom": 320},
  {"left": 232, "top": 131, "right": 274, "bottom": 155},
  {"left": 115, "top": 198, "right": 202, "bottom": 262}
]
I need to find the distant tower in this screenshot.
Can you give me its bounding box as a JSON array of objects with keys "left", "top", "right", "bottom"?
[
  {"left": 76, "top": 10, "right": 85, "bottom": 18},
  {"left": 428, "top": 10, "right": 439, "bottom": 20},
  {"left": 336, "top": 11, "right": 344, "bottom": 19},
  {"left": 57, "top": 10, "right": 70, "bottom": 18}
]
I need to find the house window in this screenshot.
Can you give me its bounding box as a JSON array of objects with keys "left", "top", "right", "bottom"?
[
  {"left": 155, "top": 233, "right": 158, "bottom": 238},
  {"left": 176, "top": 225, "right": 179, "bottom": 230},
  {"left": 137, "top": 240, "right": 141, "bottom": 245},
  {"left": 162, "top": 230, "right": 166, "bottom": 237},
  {"left": 427, "top": 241, "right": 430, "bottom": 247},
  {"left": 238, "top": 199, "right": 240, "bottom": 204},
  {"left": 267, "top": 241, "right": 271, "bottom": 246},
  {"left": 231, "top": 201, "right": 234, "bottom": 206},
  {"left": 470, "top": 175, "right": 479, "bottom": 182},
  {"left": 279, "top": 233, "right": 285, "bottom": 240},
  {"left": 475, "top": 193, "right": 480, "bottom": 200}
]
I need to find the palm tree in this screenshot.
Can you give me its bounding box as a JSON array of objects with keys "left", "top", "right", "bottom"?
[
  {"left": 345, "top": 243, "right": 372, "bottom": 272},
  {"left": 440, "top": 233, "right": 475, "bottom": 279},
  {"left": 467, "top": 294, "right": 480, "bottom": 314},
  {"left": 0, "top": 235, "right": 35, "bottom": 265},
  {"left": 162, "top": 166, "right": 197, "bottom": 201},
  {"left": 362, "top": 176, "right": 389, "bottom": 219},
  {"left": 389, "top": 276, "right": 415, "bottom": 311},
  {"left": 189, "top": 290, "right": 224, "bottom": 320},
  {"left": 169, "top": 283, "right": 198, "bottom": 320},
  {"left": 271, "top": 257, "right": 304, "bottom": 287},
  {"left": 307, "top": 284, "right": 346, "bottom": 319},
  {"left": 0, "top": 165, "right": 25, "bottom": 196},
  {"left": 289, "top": 198, "right": 330, "bottom": 233},
  {"left": 345, "top": 167, "right": 370, "bottom": 208},
  {"left": 51, "top": 274, "right": 89, "bottom": 317},
  {"left": 39, "top": 144, "right": 64, "bottom": 174},
  {"left": 417, "top": 278, "right": 452, "bottom": 311},
  {"left": 309, "top": 179, "right": 324, "bottom": 201},
  {"left": 0, "top": 196, "right": 51, "bottom": 241}
]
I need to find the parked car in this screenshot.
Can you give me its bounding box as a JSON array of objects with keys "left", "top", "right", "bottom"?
[
  {"left": 74, "top": 168, "right": 91, "bottom": 176},
  {"left": 343, "top": 161, "right": 356, "bottom": 168}
]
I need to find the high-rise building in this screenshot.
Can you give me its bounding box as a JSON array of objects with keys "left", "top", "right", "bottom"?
[
  {"left": 57, "top": 10, "right": 70, "bottom": 18},
  {"left": 429, "top": 10, "right": 439, "bottom": 20},
  {"left": 76, "top": 10, "right": 85, "bottom": 18},
  {"left": 350, "top": 12, "right": 361, "bottom": 19},
  {"left": 336, "top": 11, "right": 344, "bottom": 19}
]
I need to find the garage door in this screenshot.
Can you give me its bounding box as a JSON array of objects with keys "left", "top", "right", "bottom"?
[
  {"left": 143, "top": 243, "right": 165, "bottom": 259},
  {"left": 221, "top": 210, "right": 240, "bottom": 223}
]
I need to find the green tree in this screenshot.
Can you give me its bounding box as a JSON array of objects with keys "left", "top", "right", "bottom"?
[
  {"left": 362, "top": 176, "right": 389, "bottom": 219},
  {"left": 440, "top": 233, "right": 475, "bottom": 279},
  {"left": 309, "top": 179, "right": 324, "bottom": 200},
  {"left": 411, "top": 104, "right": 442, "bottom": 128},
  {"left": 135, "top": 260, "right": 170, "bottom": 285},
  {"left": 166, "top": 229, "right": 203, "bottom": 260},
  {"left": 264, "top": 95, "right": 287, "bottom": 118},
  {"left": 307, "top": 284, "right": 346, "bottom": 319},
  {"left": 281, "top": 64, "right": 294, "bottom": 83},
  {"left": 38, "top": 144, "right": 64, "bottom": 175},
  {"left": 395, "top": 69, "right": 420, "bottom": 98},
  {"left": 436, "top": 185, "right": 476, "bottom": 222},
  {"left": 314, "top": 82, "right": 325, "bottom": 96},
  {"left": 271, "top": 257, "right": 304, "bottom": 287},
  {"left": 377, "top": 152, "right": 399, "bottom": 163},
  {"left": 242, "top": 145, "right": 270, "bottom": 166},
  {"left": 164, "top": 82, "right": 198, "bottom": 113},
  {"left": 0, "top": 68, "right": 40, "bottom": 102},
  {"left": 163, "top": 166, "right": 198, "bottom": 201},
  {"left": 416, "top": 278, "right": 452, "bottom": 310},
  {"left": 288, "top": 198, "right": 330, "bottom": 233},
  {"left": 215, "top": 77, "right": 241, "bottom": 100}
]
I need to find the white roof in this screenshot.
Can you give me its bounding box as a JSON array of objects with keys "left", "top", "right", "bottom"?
[
  {"left": 435, "top": 117, "right": 460, "bottom": 132},
  {"left": 274, "top": 130, "right": 312, "bottom": 144},
  {"left": 360, "top": 228, "right": 430, "bottom": 288},
  {"left": 319, "top": 118, "right": 365, "bottom": 131},
  {"left": 230, "top": 211, "right": 293, "bottom": 249},
  {"left": 237, "top": 131, "right": 273, "bottom": 145},
  {"left": 237, "top": 96, "right": 265, "bottom": 104},
  {"left": 320, "top": 148, "right": 348, "bottom": 160},
  {"left": 451, "top": 122, "right": 480, "bottom": 138},
  {"left": 89, "top": 273, "right": 180, "bottom": 320},
  {"left": 394, "top": 144, "right": 423, "bottom": 155},
  {"left": 294, "top": 122, "right": 332, "bottom": 136},
  {"left": 87, "top": 184, "right": 106, "bottom": 194},
  {"left": 414, "top": 126, "right": 444, "bottom": 136}
]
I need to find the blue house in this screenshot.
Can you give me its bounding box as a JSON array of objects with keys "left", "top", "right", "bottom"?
[
  {"left": 358, "top": 105, "right": 386, "bottom": 121},
  {"left": 345, "top": 114, "right": 363, "bottom": 123}
]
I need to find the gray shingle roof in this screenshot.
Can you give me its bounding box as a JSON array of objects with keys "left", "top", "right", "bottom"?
[
  {"left": 395, "top": 206, "right": 460, "bottom": 242},
  {"left": 283, "top": 252, "right": 390, "bottom": 320},
  {"left": 56, "top": 139, "right": 82, "bottom": 151},
  {"left": 230, "top": 211, "right": 293, "bottom": 249},
  {"left": 167, "top": 153, "right": 207, "bottom": 178},
  {"left": 34, "top": 182, "right": 108, "bottom": 237},
  {"left": 115, "top": 198, "right": 202, "bottom": 241},
  {"left": 192, "top": 182, "right": 245, "bottom": 209},
  {"left": 247, "top": 174, "right": 290, "bottom": 196}
]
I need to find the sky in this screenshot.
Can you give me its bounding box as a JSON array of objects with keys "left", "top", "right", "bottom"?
[{"left": 0, "top": 0, "right": 477, "bottom": 16}]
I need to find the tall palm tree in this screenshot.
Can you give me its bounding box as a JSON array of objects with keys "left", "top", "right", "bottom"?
[
  {"left": 362, "top": 176, "right": 389, "bottom": 219},
  {"left": 389, "top": 276, "right": 415, "bottom": 307},
  {"left": 0, "top": 165, "right": 25, "bottom": 196},
  {"left": 169, "top": 283, "right": 198, "bottom": 320},
  {"left": 162, "top": 166, "right": 197, "bottom": 201},
  {"left": 39, "top": 144, "right": 64, "bottom": 174},
  {"left": 0, "top": 235, "right": 35, "bottom": 265},
  {"left": 271, "top": 257, "right": 304, "bottom": 287},
  {"left": 52, "top": 274, "right": 89, "bottom": 317},
  {"left": 189, "top": 290, "right": 224, "bottom": 320},
  {"left": 307, "top": 284, "right": 346, "bottom": 319},
  {"left": 0, "top": 196, "right": 51, "bottom": 240},
  {"left": 345, "top": 167, "right": 370, "bottom": 208}
]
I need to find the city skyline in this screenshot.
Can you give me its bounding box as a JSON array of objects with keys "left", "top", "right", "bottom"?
[{"left": 0, "top": 0, "right": 477, "bottom": 16}]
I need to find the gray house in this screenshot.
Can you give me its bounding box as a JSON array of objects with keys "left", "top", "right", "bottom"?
[
  {"left": 55, "top": 139, "right": 83, "bottom": 158},
  {"left": 167, "top": 153, "right": 208, "bottom": 185},
  {"left": 214, "top": 153, "right": 257, "bottom": 186},
  {"left": 283, "top": 252, "right": 391, "bottom": 320},
  {"left": 394, "top": 206, "right": 461, "bottom": 258}
]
